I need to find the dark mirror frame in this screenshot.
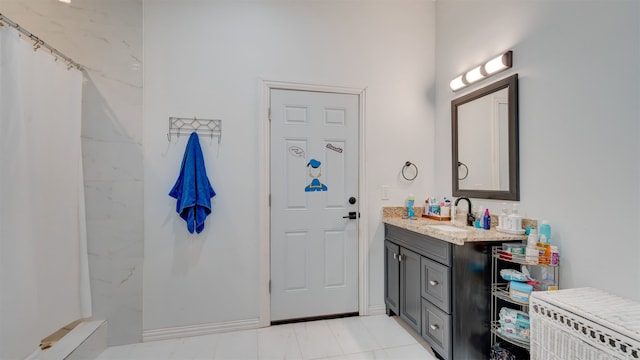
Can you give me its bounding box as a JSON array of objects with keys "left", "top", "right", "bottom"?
[{"left": 451, "top": 73, "right": 519, "bottom": 200}]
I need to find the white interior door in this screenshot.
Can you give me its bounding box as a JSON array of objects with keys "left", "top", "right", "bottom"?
[{"left": 270, "top": 89, "right": 359, "bottom": 322}]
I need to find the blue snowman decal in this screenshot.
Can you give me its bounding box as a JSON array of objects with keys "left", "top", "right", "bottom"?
[{"left": 305, "top": 159, "right": 328, "bottom": 192}]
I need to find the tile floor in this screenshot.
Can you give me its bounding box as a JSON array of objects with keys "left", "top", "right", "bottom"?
[{"left": 96, "top": 315, "right": 437, "bottom": 360}]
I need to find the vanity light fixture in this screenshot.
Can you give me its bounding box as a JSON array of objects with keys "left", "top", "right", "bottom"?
[{"left": 450, "top": 50, "right": 512, "bottom": 91}]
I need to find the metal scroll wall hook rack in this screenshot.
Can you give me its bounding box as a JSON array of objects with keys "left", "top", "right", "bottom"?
[{"left": 167, "top": 117, "right": 222, "bottom": 143}]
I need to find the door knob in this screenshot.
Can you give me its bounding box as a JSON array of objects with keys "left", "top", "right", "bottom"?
[
  {"left": 429, "top": 280, "right": 439, "bottom": 286},
  {"left": 342, "top": 211, "right": 358, "bottom": 220}
]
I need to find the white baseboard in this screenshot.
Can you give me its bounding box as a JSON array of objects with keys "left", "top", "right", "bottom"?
[
  {"left": 25, "top": 320, "right": 106, "bottom": 360},
  {"left": 367, "top": 304, "right": 387, "bottom": 316},
  {"left": 142, "top": 318, "right": 260, "bottom": 342}
]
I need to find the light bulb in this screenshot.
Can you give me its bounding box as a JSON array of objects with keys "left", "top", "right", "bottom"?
[
  {"left": 464, "top": 66, "right": 484, "bottom": 83},
  {"left": 449, "top": 75, "right": 466, "bottom": 91},
  {"left": 484, "top": 54, "right": 508, "bottom": 74}
]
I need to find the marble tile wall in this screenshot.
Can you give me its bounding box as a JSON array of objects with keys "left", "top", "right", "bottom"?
[{"left": 0, "top": 0, "right": 143, "bottom": 345}]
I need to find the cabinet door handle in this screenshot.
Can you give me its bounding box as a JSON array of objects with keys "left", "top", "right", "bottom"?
[
  {"left": 398, "top": 254, "right": 403, "bottom": 262},
  {"left": 430, "top": 324, "right": 439, "bottom": 331},
  {"left": 393, "top": 253, "right": 397, "bottom": 260},
  {"left": 429, "top": 280, "right": 439, "bottom": 286}
]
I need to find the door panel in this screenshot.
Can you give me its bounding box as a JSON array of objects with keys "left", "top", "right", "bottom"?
[
  {"left": 270, "top": 89, "right": 359, "bottom": 321},
  {"left": 324, "top": 140, "right": 346, "bottom": 208},
  {"left": 385, "top": 241, "right": 400, "bottom": 315},
  {"left": 285, "top": 231, "right": 307, "bottom": 291},
  {"left": 285, "top": 139, "right": 309, "bottom": 209},
  {"left": 400, "top": 248, "right": 421, "bottom": 333},
  {"left": 324, "top": 230, "right": 346, "bottom": 287}
]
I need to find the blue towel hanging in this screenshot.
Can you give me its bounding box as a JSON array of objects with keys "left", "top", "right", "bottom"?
[{"left": 169, "top": 132, "right": 216, "bottom": 233}]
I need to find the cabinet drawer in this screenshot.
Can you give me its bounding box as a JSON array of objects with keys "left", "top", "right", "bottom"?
[
  {"left": 422, "top": 299, "right": 451, "bottom": 360},
  {"left": 421, "top": 257, "right": 451, "bottom": 313},
  {"left": 385, "top": 225, "right": 451, "bottom": 266}
]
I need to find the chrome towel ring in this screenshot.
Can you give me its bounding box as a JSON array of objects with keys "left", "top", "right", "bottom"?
[
  {"left": 457, "top": 161, "right": 469, "bottom": 180},
  {"left": 402, "top": 161, "right": 418, "bottom": 181}
]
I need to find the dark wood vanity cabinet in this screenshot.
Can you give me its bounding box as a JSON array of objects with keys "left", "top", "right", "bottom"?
[
  {"left": 384, "top": 224, "right": 498, "bottom": 360},
  {"left": 385, "top": 241, "right": 422, "bottom": 333}
]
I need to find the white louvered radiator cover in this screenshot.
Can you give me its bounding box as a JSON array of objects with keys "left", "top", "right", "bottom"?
[{"left": 530, "top": 288, "right": 640, "bottom": 359}]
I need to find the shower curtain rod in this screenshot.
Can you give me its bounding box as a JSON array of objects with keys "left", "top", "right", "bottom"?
[{"left": 0, "top": 13, "right": 82, "bottom": 70}]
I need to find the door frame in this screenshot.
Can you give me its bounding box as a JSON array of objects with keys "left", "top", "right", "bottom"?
[{"left": 258, "top": 80, "right": 368, "bottom": 327}]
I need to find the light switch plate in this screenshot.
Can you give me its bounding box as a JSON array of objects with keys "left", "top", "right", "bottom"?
[{"left": 381, "top": 185, "right": 390, "bottom": 200}]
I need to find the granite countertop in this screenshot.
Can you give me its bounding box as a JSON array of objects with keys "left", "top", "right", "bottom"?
[{"left": 382, "top": 207, "right": 528, "bottom": 246}]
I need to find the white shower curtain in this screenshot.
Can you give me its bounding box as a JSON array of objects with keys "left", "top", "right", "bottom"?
[{"left": 0, "top": 27, "right": 91, "bottom": 360}]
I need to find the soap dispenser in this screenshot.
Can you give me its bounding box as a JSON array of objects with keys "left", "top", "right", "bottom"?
[
  {"left": 508, "top": 204, "right": 522, "bottom": 231},
  {"left": 498, "top": 203, "right": 508, "bottom": 229},
  {"left": 450, "top": 204, "right": 457, "bottom": 224}
]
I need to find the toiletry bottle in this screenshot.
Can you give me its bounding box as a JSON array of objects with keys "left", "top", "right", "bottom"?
[
  {"left": 483, "top": 208, "right": 490, "bottom": 230},
  {"left": 429, "top": 197, "right": 437, "bottom": 215},
  {"left": 450, "top": 203, "right": 457, "bottom": 224},
  {"left": 424, "top": 199, "right": 429, "bottom": 216},
  {"left": 525, "top": 228, "right": 538, "bottom": 263},
  {"left": 407, "top": 194, "right": 415, "bottom": 218},
  {"left": 550, "top": 246, "right": 559, "bottom": 266},
  {"left": 538, "top": 243, "right": 551, "bottom": 265},
  {"left": 440, "top": 202, "right": 450, "bottom": 218},
  {"left": 539, "top": 220, "right": 551, "bottom": 243},
  {"left": 498, "top": 203, "right": 508, "bottom": 229},
  {"left": 509, "top": 204, "right": 522, "bottom": 231}
]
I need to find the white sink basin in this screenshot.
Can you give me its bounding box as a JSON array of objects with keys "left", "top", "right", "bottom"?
[{"left": 426, "top": 224, "right": 469, "bottom": 233}]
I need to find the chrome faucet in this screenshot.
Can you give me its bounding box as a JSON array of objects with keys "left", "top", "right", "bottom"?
[{"left": 454, "top": 197, "right": 475, "bottom": 226}]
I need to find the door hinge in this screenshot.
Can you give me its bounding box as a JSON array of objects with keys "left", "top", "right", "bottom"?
[
  {"left": 269, "top": 280, "right": 271, "bottom": 293},
  {"left": 269, "top": 194, "right": 271, "bottom": 207},
  {"left": 268, "top": 108, "right": 272, "bottom": 121}
]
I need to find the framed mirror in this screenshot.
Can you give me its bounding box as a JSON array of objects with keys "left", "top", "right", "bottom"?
[{"left": 451, "top": 74, "right": 519, "bottom": 200}]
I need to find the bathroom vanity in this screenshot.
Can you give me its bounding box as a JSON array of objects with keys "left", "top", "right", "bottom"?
[{"left": 383, "top": 211, "right": 526, "bottom": 359}]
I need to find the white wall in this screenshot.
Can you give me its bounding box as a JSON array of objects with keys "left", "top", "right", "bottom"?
[
  {"left": 6, "top": 0, "right": 635, "bottom": 346},
  {"left": 434, "top": 0, "right": 640, "bottom": 300},
  {"left": 144, "top": 0, "right": 436, "bottom": 332},
  {"left": 0, "top": 0, "right": 144, "bottom": 346}
]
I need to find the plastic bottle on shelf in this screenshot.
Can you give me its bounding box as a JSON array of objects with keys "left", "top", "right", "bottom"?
[
  {"left": 538, "top": 243, "right": 551, "bottom": 265},
  {"left": 527, "top": 228, "right": 538, "bottom": 247},
  {"left": 550, "top": 246, "right": 559, "bottom": 266},
  {"left": 539, "top": 220, "right": 551, "bottom": 243},
  {"left": 525, "top": 228, "right": 538, "bottom": 263}
]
